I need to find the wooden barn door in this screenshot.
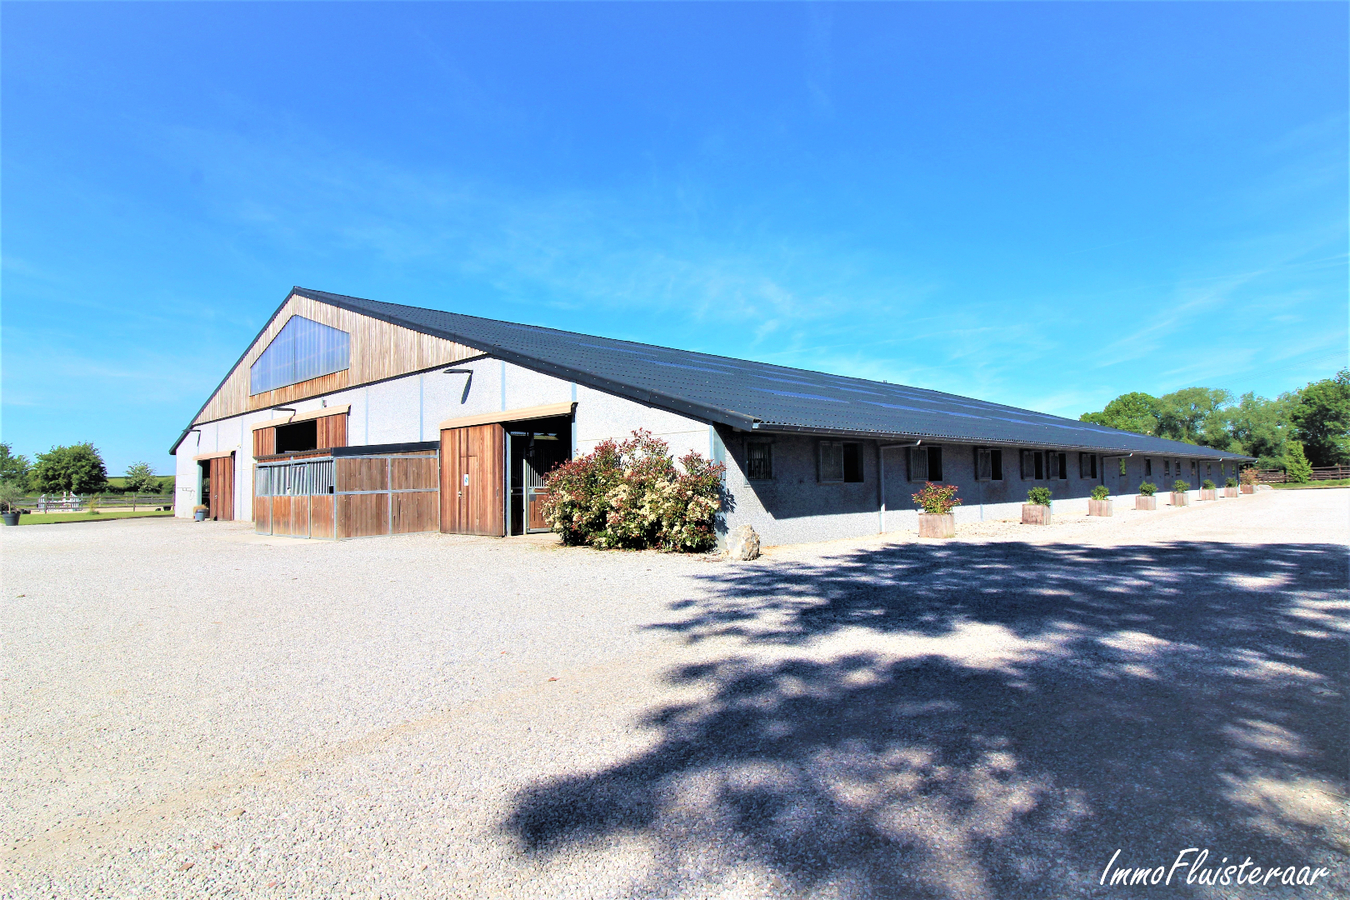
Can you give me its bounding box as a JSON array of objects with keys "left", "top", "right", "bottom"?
[
  {"left": 208, "top": 453, "right": 235, "bottom": 521},
  {"left": 440, "top": 424, "right": 504, "bottom": 536}
]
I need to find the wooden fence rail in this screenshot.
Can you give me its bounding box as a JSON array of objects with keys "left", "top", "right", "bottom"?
[
  {"left": 1254, "top": 466, "right": 1350, "bottom": 484},
  {"left": 16, "top": 493, "right": 174, "bottom": 511}
]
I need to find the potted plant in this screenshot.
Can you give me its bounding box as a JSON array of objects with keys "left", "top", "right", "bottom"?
[
  {"left": 913, "top": 482, "right": 961, "bottom": 538},
  {"left": 1200, "top": 479, "right": 1217, "bottom": 501},
  {"left": 0, "top": 481, "right": 24, "bottom": 526},
  {"left": 1170, "top": 479, "right": 1190, "bottom": 507},
  {"left": 1022, "top": 486, "right": 1053, "bottom": 525},
  {"left": 194, "top": 504, "right": 209, "bottom": 522},
  {"left": 1240, "top": 467, "right": 1258, "bottom": 494},
  {"left": 1137, "top": 482, "right": 1157, "bottom": 510},
  {"left": 1088, "top": 484, "right": 1112, "bottom": 517},
  {"left": 1224, "top": 477, "right": 1238, "bottom": 499}
]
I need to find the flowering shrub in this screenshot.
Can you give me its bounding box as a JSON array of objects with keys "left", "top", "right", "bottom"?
[
  {"left": 1225, "top": 477, "right": 1237, "bottom": 488},
  {"left": 1090, "top": 485, "right": 1110, "bottom": 501},
  {"left": 911, "top": 482, "right": 961, "bottom": 515},
  {"left": 1139, "top": 481, "right": 1157, "bottom": 496},
  {"left": 1202, "top": 479, "right": 1216, "bottom": 490},
  {"left": 1240, "top": 467, "right": 1259, "bottom": 486},
  {"left": 540, "top": 430, "right": 725, "bottom": 552},
  {"left": 1173, "top": 479, "right": 1190, "bottom": 493}
]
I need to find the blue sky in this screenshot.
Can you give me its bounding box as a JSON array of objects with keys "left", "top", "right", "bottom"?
[{"left": 3, "top": 2, "right": 1346, "bottom": 475}]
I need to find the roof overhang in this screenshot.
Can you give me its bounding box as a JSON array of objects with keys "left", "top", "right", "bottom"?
[
  {"left": 251, "top": 404, "right": 351, "bottom": 431},
  {"left": 439, "top": 401, "right": 576, "bottom": 431}
]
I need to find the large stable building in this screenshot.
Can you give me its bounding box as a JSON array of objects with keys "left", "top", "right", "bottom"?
[{"left": 172, "top": 288, "right": 1251, "bottom": 545}]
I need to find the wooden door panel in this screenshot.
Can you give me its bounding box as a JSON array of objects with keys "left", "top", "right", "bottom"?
[
  {"left": 272, "top": 496, "right": 292, "bottom": 535},
  {"left": 290, "top": 494, "right": 310, "bottom": 537},
  {"left": 440, "top": 424, "right": 503, "bottom": 535},
  {"left": 208, "top": 455, "right": 235, "bottom": 521}
]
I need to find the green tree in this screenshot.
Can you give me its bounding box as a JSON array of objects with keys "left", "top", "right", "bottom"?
[
  {"left": 1226, "top": 391, "right": 1294, "bottom": 467},
  {"left": 1079, "top": 392, "right": 1160, "bottom": 435},
  {"left": 0, "top": 443, "right": 32, "bottom": 491},
  {"left": 32, "top": 443, "right": 109, "bottom": 494},
  {"left": 124, "top": 461, "right": 159, "bottom": 493},
  {"left": 1155, "top": 387, "right": 1232, "bottom": 446},
  {"left": 1284, "top": 439, "right": 1313, "bottom": 484},
  {"left": 123, "top": 461, "right": 159, "bottom": 511},
  {"left": 1290, "top": 368, "right": 1350, "bottom": 467}
]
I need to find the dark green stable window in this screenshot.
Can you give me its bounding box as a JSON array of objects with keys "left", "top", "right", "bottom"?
[
  {"left": 819, "top": 441, "right": 864, "bottom": 483},
  {"left": 746, "top": 442, "right": 773, "bottom": 481}
]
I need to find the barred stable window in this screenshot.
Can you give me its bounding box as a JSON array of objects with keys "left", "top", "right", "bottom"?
[
  {"left": 1119, "top": 458, "right": 1128, "bottom": 476},
  {"left": 908, "top": 446, "right": 943, "bottom": 482},
  {"left": 1164, "top": 460, "right": 1171, "bottom": 478},
  {"left": 908, "top": 446, "right": 927, "bottom": 482},
  {"left": 819, "top": 441, "right": 864, "bottom": 483},
  {"left": 975, "top": 447, "right": 1004, "bottom": 481},
  {"left": 1020, "top": 447, "right": 1042, "bottom": 477},
  {"left": 250, "top": 316, "right": 351, "bottom": 395},
  {"left": 745, "top": 442, "right": 773, "bottom": 481},
  {"left": 1079, "top": 453, "right": 1099, "bottom": 479},
  {"left": 1144, "top": 458, "right": 1153, "bottom": 477},
  {"left": 1048, "top": 452, "right": 1067, "bottom": 480}
]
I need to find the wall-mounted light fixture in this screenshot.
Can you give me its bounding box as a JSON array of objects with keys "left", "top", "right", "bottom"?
[{"left": 443, "top": 368, "right": 474, "bottom": 404}]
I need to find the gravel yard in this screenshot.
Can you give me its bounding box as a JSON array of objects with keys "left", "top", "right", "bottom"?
[{"left": 3, "top": 490, "right": 1347, "bottom": 899}]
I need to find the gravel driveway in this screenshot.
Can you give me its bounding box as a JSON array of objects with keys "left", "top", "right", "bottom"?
[{"left": 3, "top": 490, "right": 1347, "bottom": 898}]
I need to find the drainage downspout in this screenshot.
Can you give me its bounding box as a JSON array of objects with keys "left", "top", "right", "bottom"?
[{"left": 878, "top": 440, "right": 922, "bottom": 534}]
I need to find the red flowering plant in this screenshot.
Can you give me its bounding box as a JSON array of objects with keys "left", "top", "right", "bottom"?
[
  {"left": 911, "top": 482, "right": 962, "bottom": 515},
  {"left": 539, "top": 438, "right": 623, "bottom": 545},
  {"left": 541, "top": 430, "right": 725, "bottom": 552}
]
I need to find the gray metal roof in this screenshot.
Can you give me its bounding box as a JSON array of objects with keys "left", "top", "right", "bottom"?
[
  {"left": 172, "top": 287, "right": 1252, "bottom": 461},
  {"left": 307, "top": 288, "right": 1250, "bottom": 460}
]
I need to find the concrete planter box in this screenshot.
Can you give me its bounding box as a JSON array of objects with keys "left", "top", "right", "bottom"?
[
  {"left": 1022, "top": 504, "right": 1052, "bottom": 525},
  {"left": 1170, "top": 492, "right": 1189, "bottom": 507},
  {"left": 1224, "top": 487, "right": 1238, "bottom": 498},
  {"left": 1088, "top": 499, "right": 1113, "bottom": 517},
  {"left": 1136, "top": 495, "right": 1157, "bottom": 510},
  {"left": 918, "top": 513, "right": 955, "bottom": 538},
  {"left": 1200, "top": 489, "right": 1217, "bottom": 501},
  {"left": 1240, "top": 485, "right": 1255, "bottom": 494}
]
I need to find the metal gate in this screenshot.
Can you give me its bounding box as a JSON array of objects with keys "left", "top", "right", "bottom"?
[
  {"left": 254, "top": 458, "right": 336, "bottom": 538},
  {"left": 524, "top": 456, "right": 551, "bottom": 533}
]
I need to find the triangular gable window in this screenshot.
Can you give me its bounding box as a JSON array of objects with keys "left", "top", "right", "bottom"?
[{"left": 249, "top": 316, "right": 351, "bottom": 395}]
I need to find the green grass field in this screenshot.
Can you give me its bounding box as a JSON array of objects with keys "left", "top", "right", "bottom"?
[
  {"left": 1270, "top": 479, "right": 1350, "bottom": 490},
  {"left": 14, "top": 509, "right": 175, "bottom": 526}
]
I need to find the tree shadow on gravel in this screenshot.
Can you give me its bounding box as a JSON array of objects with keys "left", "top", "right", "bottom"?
[{"left": 506, "top": 541, "right": 1349, "bottom": 899}]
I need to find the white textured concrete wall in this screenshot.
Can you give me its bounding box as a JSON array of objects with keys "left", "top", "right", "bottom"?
[{"left": 174, "top": 357, "right": 711, "bottom": 520}]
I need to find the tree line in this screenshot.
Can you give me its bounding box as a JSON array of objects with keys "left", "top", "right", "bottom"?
[
  {"left": 0, "top": 442, "right": 170, "bottom": 495},
  {"left": 1078, "top": 368, "right": 1350, "bottom": 470}
]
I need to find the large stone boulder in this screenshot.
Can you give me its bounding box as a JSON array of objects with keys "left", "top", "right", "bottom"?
[{"left": 727, "top": 525, "right": 761, "bottom": 561}]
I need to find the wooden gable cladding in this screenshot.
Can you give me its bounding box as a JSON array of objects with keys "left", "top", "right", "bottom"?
[{"left": 195, "top": 292, "right": 480, "bottom": 426}]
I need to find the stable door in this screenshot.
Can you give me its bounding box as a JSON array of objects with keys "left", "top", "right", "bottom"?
[{"left": 440, "top": 424, "right": 505, "bottom": 536}]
